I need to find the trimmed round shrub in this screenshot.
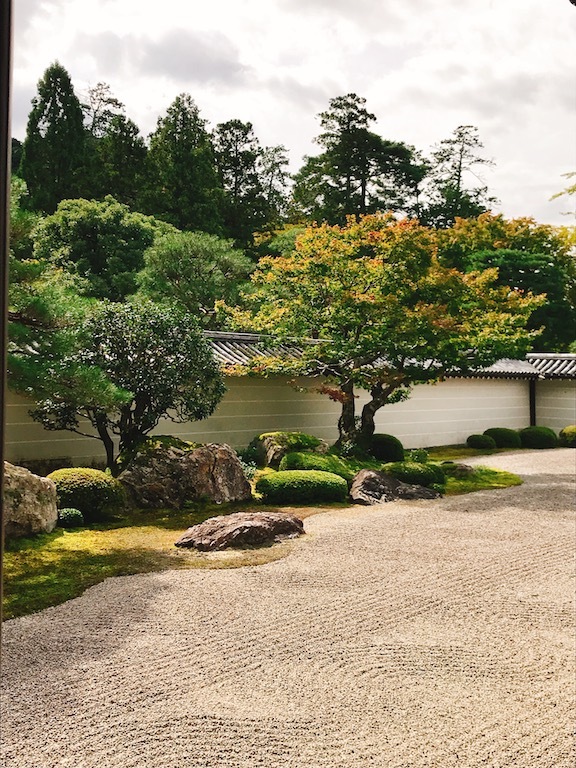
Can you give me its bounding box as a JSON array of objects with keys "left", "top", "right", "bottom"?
[
  {"left": 255, "top": 470, "right": 348, "bottom": 504},
  {"left": 369, "top": 433, "right": 405, "bottom": 462},
  {"left": 279, "top": 452, "right": 354, "bottom": 483},
  {"left": 559, "top": 425, "right": 576, "bottom": 448},
  {"left": 466, "top": 434, "right": 497, "bottom": 449},
  {"left": 483, "top": 427, "right": 522, "bottom": 449},
  {"left": 519, "top": 426, "right": 558, "bottom": 449},
  {"left": 57, "top": 507, "right": 85, "bottom": 528},
  {"left": 47, "top": 468, "right": 125, "bottom": 522},
  {"left": 382, "top": 461, "right": 445, "bottom": 488}
]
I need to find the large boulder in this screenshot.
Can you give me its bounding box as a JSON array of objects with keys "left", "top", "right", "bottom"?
[
  {"left": 3, "top": 462, "right": 58, "bottom": 538},
  {"left": 119, "top": 441, "right": 252, "bottom": 509},
  {"left": 175, "top": 511, "right": 304, "bottom": 551},
  {"left": 350, "top": 469, "right": 441, "bottom": 505}
]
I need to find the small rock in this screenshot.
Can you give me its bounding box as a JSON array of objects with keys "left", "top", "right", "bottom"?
[{"left": 175, "top": 511, "right": 304, "bottom": 551}]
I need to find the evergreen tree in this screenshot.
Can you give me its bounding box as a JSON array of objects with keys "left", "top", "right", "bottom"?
[
  {"left": 94, "top": 115, "right": 148, "bottom": 208},
  {"left": 291, "top": 94, "right": 424, "bottom": 224},
  {"left": 419, "top": 125, "right": 497, "bottom": 228},
  {"left": 213, "top": 119, "right": 268, "bottom": 247},
  {"left": 20, "top": 62, "right": 88, "bottom": 212},
  {"left": 143, "top": 94, "right": 223, "bottom": 233}
]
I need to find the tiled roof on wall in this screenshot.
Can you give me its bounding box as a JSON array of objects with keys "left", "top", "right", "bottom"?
[
  {"left": 204, "top": 332, "right": 568, "bottom": 380},
  {"left": 526, "top": 353, "right": 576, "bottom": 379},
  {"left": 205, "top": 331, "right": 302, "bottom": 366}
]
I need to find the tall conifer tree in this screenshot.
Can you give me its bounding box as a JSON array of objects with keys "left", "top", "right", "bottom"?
[{"left": 20, "top": 62, "right": 87, "bottom": 212}]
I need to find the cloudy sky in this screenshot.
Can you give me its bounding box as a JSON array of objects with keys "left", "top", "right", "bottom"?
[{"left": 11, "top": 0, "right": 576, "bottom": 224}]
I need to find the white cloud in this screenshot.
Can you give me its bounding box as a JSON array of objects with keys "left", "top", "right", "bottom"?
[{"left": 10, "top": 0, "right": 576, "bottom": 223}]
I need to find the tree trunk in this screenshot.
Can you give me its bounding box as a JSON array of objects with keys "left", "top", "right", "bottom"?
[
  {"left": 337, "top": 378, "right": 357, "bottom": 442},
  {"left": 359, "top": 382, "right": 401, "bottom": 443},
  {"left": 94, "top": 413, "right": 117, "bottom": 475}
]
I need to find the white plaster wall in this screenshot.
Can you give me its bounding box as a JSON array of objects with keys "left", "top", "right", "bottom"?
[
  {"left": 5, "top": 376, "right": 532, "bottom": 465},
  {"left": 369, "top": 378, "right": 530, "bottom": 448},
  {"left": 5, "top": 391, "right": 105, "bottom": 465},
  {"left": 535, "top": 380, "right": 576, "bottom": 431}
]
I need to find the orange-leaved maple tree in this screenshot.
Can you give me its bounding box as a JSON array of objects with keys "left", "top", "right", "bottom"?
[{"left": 225, "top": 213, "right": 543, "bottom": 445}]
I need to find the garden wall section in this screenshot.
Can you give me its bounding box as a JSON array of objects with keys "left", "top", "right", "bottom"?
[
  {"left": 535, "top": 379, "right": 576, "bottom": 431},
  {"left": 5, "top": 376, "right": 533, "bottom": 466}
]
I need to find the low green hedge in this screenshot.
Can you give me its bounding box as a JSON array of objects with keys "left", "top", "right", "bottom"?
[
  {"left": 559, "top": 425, "right": 576, "bottom": 448},
  {"left": 382, "top": 461, "right": 445, "bottom": 488},
  {"left": 279, "top": 452, "right": 355, "bottom": 483},
  {"left": 519, "top": 426, "right": 558, "bottom": 449},
  {"left": 369, "top": 433, "right": 405, "bottom": 462},
  {"left": 255, "top": 470, "right": 348, "bottom": 504},
  {"left": 483, "top": 427, "right": 522, "bottom": 448},
  {"left": 47, "top": 468, "right": 125, "bottom": 523},
  {"left": 466, "top": 434, "right": 497, "bottom": 449}
]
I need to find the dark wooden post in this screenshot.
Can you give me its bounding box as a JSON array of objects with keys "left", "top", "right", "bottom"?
[
  {"left": 529, "top": 379, "right": 537, "bottom": 427},
  {"left": 0, "top": 0, "right": 13, "bottom": 642}
]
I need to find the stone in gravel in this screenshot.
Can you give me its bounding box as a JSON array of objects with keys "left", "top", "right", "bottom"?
[
  {"left": 119, "top": 443, "right": 252, "bottom": 509},
  {"left": 350, "top": 469, "right": 441, "bottom": 505},
  {"left": 3, "top": 461, "right": 58, "bottom": 538},
  {"left": 175, "top": 511, "right": 304, "bottom": 550}
]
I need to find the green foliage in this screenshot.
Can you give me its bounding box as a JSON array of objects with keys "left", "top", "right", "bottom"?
[
  {"left": 33, "top": 196, "right": 169, "bottom": 301},
  {"left": 20, "top": 62, "right": 87, "bottom": 212},
  {"left": 48, "top": 468, "right": 124, "bottom": 522},
  {"left": 419, "top": 125, "right": 497, "bottom": 229},
  {"left": 7, "top": 253, "right": 95, "bottom": 398},
  {"left": 57, "top": 508, "right": 85, "bottom": 528},
  {"left": 559, "top": 425, "right": 576, "bottom": 447},
  {"left": 291, "top": 93, "right": 424, "bottom": 224},
  {"left": 369, "top": 433, "right": 405, "bottom": 462},
  {"left": 92, "top": 114, "right": 148, "bottom": 209},
  {"left": 464, "top": 249, "right": 575, "bottom": 351},
  {"left": 407, "top": 448, "right": 429, "bottom": 463},
  {"left": 255, "top": 470, "right": 348, "bottom": 504},
  {"left": 382, "top": 461, "right": 445, "bottom": 488},
  {"left": 213, "top": 119, "right": 269, "bottom": 248},
  {"left": 142, "top": 93, "right": 223, "bottom": 234},
  {"left": 30, "top": 301, "right": 225, "bottom": 473},
  {"left": 466, "top": 434, "right": 497, "bottom": 449},
  {"left": 483, "top": 427, "right": 522, "bottom": 448},
  {"left": 279, "top": 452, "right": 355, "bottom": 483},
  {"left": 137, "top": 230, "right": 252, "bottom": 327},
  {"left": 519, "top": 426, "right": 558, "bottom": 449},
  {"left": 9, "top": 177, "right": 41, "bottom": 260}
]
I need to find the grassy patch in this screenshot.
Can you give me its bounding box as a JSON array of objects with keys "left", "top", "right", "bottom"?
[
  {"left": 427, "top": 444, "right": 507, "bottom": 462},
  {"left": 2, "top": 503, "right": 300, "bottom": 620},
  {"left": 444, "top": 466, "right": 522, "bottom": 495},
  {"left": 3, "top": 461, "right": 523, "bottom": 621}
]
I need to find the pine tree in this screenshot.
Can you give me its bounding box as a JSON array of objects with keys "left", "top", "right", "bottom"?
[
  {"left": 143, "top": 94, "right": 224, "bottom": 233},
  {"left": 20, "top": 62, "right": 88, "bottom": 213}
]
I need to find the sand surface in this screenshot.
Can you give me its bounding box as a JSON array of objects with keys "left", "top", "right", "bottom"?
[{"left": 1, "top": 449, "right": 575, "bottom": 767}]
